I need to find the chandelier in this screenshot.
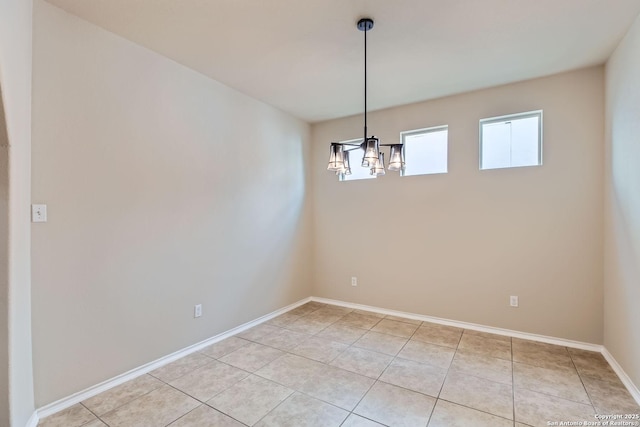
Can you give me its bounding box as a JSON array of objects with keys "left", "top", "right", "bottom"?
[{"left": 327, "top": 18, "right": 405, "bottom": 178}]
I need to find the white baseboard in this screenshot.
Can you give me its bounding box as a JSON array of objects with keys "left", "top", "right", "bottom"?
[
  {"left": 25, "top": 411, "right": 39, "bottom": 427},
  {"left": 602, "top": 347, "right": 640, "bottom": 406},
  {"left": 35, "top": 297, "right": 311, "bottom": 420},
  {"left": 311, "top": 297, "right": 603, "bottom": 351}
]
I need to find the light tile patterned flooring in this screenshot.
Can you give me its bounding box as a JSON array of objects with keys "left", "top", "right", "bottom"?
[{"left": 39, "top": 302, "right": 640, "bottom": 427}]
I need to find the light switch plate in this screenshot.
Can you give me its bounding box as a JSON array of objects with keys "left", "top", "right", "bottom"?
[{"left": 32, "top": 204, "right": 47, "bottom": 223}]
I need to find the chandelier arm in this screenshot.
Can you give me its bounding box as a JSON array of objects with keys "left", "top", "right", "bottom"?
[{"left": 343, "top": 146, "right": 363, "bottom": 152}]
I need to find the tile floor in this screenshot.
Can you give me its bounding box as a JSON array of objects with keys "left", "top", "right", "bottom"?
[{"left": 38, "top": 302, "right": 640, "bottom": 427}]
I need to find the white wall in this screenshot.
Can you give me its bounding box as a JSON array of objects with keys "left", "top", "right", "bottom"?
[
  {"left": 0, "top": 0, "right": 34, "bottom": 426},
  {"left": 0, "top": 0, "right": 36, "bottom": 425},
  {"left": 604, "top": 13, "right": 640, "bottom": 387},
  {"left": 312, "top": 67, "right": 604, "bottom": 344},
  {"left": 32, "top": 0, "right": 312, "bottom": 406},
  {"left": 0, "top": 80, "right": 8, "bottom": 427}
]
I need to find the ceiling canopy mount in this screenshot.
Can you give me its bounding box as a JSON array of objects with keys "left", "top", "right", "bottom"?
[{"left": 357, "top": 18, "right": 374, "bottom": 32}]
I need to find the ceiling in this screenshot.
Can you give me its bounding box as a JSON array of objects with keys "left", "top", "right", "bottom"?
[{"left": 45, "top": 0, "right": 640, "bottom": 123}]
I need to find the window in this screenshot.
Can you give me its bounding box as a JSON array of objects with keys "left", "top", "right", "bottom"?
[
  {"left": 480, "top": 110, "right": 542, "bottom": 170},
  {"left": 400, "top": 126, "right": 448, "bottom": 176},
  {"left": 338, "top": 139, "right": 376, "bottom": 181}
]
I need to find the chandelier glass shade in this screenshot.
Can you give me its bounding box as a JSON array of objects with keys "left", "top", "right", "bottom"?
[
  {"left": 371, "top": 152, "right": 386, "bottom": 176},
  {"left": 327, "top": 143, "right": 344, "bottom": 171},
  {"left": 387, "top": 144, "right": 406, "bottom": 171},
  {"left": 327, "top": 143, "right": 353, "bottom": 175},
  {"left": 327, "top": 18, "right": 405, "bottom": 178}
]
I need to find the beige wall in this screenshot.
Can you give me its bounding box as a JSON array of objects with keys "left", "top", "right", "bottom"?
[
  {"left": 604, "top": 14, "right": 640, "bottom": 387},
  {"left": 0, "top": 0, "right": 36, "bottom": 425},
  {"left": 32, "top": 0, "right": 312, "bottom": 406},
  {"left": 312, "top": 67, "right": 605, "bottom": 344}
]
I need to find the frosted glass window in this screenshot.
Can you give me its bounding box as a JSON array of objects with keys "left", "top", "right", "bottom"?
[
  {"left": 400, "top": 126, "right": 448, "bottom": 176},
  {"left": 480, "top": 111, "right": 542, "bottom": 170},
  {"left": 339, "top": 140, "right": 376, "bottom": 181}
]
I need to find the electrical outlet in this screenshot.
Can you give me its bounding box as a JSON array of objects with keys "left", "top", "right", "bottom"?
[
  {"left": 351, "top": 277, "right": 358, "bottom": 287},
  {"left": 32, "top": 204, "right": 47, "bottom": 223},
  {"left": 510, "top": 296, "right": 519, "bottom": 307},
  {"left": 194, "top": 304, "right": 202, "bottom": 318}
]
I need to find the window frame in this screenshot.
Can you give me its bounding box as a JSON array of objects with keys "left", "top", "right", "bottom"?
[
  {"left": 400, "top": 125, "right": 449, "bottom": 177},
  {"left": 479, "top": 110, "right": 543, "bottom": 170}
]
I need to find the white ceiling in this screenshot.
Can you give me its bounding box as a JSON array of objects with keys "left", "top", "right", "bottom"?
[{"left": 45, "top": 0, "right": 640, "bottom": 123}]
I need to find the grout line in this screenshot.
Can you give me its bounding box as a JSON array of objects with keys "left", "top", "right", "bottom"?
[
  {"left": 166, "top": 405, "right": 248, "bottom": 427},
  {"left": 554, "top": 349, "right": 596, "bottom": 411},
  {"left": 146, "top": 360, "right": 212, "bottom": 385},
  {"left": 425, "top": 329, "right": 463, "bottom": 426},
  {"left": 342, "top": 378, "right": 378, "bottom": 425},
  {"left": 250, "top": 391, "right": 291, "bottom": 426},
  {"left": 512, "top": 385, "right": 596, "bottom": 408},
  {"left": 333, "top": 311, "right": 387, "bottom": 425},
  {"left": 436, "top": 397, "right": 515, "bottom": 423},
  {"left": 446, "top": 367, "right": 512, "bottom": 386},
  {"left": 83, "top": 377, "right": 166, "bottom": 423},
  {"left": 78, "top": 402, "right": 102, "bottom": 426},
  {"left": 511, "top": 367, "right": 599, "bottom": 407},
  {"left": 340, "top": 413, "right": 389, "bottom": 427},
  {"left": 202, "top": 399, "right": 258, "bottom": 426},
  {"left": 159, "top": 374, "right": 264, "bottom": 427}
]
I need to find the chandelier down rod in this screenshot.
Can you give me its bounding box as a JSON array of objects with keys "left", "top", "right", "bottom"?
[{"left": 358, "top": 18, "right": 374, "bottom": 143}]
